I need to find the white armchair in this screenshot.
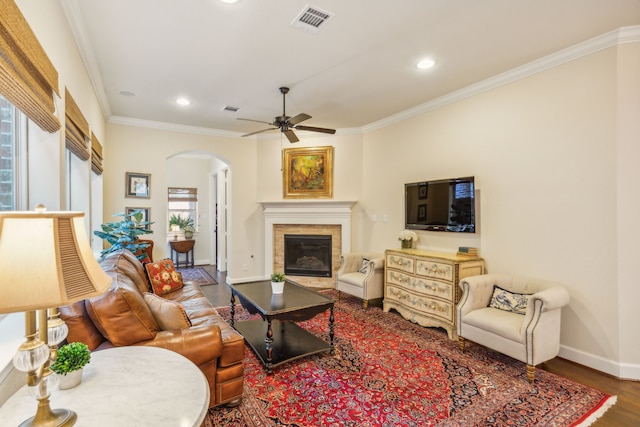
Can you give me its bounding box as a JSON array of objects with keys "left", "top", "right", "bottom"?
[
  {"left": 336, "top": 252, "right": 384, "bottom": 309},
  {"left": 457, "top": 274, "right": 570, "bottom": 382}
]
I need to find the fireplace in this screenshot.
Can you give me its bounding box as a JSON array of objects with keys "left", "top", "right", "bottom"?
[
  {"left": 260, "top": 200, "right": 355, "bottom": 288},
  {"left": 284, "top": 234, "right": 332, "bottom": 278}
]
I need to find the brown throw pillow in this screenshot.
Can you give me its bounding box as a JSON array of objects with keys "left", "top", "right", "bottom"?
[{"left": 143, "top": 293, "right": 192, "bottom": 330}]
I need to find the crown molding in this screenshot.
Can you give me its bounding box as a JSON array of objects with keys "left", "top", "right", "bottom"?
[
  {"left": 108, "top": 116, "right": 245, "bottom": 138},
  {"left": 363, "top": 25, "right": 640, "bottom": 133}
]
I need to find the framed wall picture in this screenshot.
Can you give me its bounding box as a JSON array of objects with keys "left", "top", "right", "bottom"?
[
  {"left": 418, "top": 184, "right": 428, "bottom": 199},
  {"left": 417, "top": 204, "right": 427, "bottom": 222},
  {"left": 125, "top": 172, "right": 151, "bottom": 198},
  {"left": 125, "top": 207, "right": 151, "bottom": 230},
  {"left": 282, "top": 146, "right": 334, "bottom": 199}
]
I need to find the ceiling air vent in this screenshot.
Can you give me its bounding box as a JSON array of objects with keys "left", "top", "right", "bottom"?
[
  {"left": 222, "top": 105, "right": 239, "bottom": 112},
  {"left": 290, "top": 4, "right": 334, "bottom": 33}
]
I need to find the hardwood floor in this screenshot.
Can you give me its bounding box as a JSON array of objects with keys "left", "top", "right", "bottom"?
[{"left": 199, "top": 265, "right": 640, "bottom": 426}]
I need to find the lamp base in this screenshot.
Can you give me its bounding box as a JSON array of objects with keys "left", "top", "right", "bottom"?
[{"left": 19, "top": 402, "right": 77, "bottom": 427}]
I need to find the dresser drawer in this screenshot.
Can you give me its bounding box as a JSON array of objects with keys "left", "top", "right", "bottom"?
[
  {"left": 386, "top": 285, "right": 454, "bottom": 322},
  {"left": 411, "top": 277, "right": 454, "bottom": 302},
  {"left": 386, "top": 254, "right": 414, "bottom": 273},
  {"left": 415, "top": 259, "right": 453, "bottom": 282},
  {"left": 386, "top": 269, "right": 412, "bottom": 288}
]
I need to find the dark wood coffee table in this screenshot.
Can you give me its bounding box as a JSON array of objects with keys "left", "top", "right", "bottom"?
[{"left": 229, "top": 279, "right": 335, "bottom": 373}]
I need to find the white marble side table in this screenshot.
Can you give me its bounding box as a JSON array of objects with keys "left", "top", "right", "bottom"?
[{"left": 0, "top": 346, "right": 209, "bottom": 427}]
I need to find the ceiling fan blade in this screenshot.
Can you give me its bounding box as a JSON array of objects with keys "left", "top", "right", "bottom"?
[
  {"left": 283, "top": 129, "right": 299, "bottom": 143},
  {"left": 287, "top": 113, "right": 311, "bottom": 126},
  {"left": 294, "top": 125, "right": 336, "bottom": 135},
  {"left": 237, "top": 118, "right": 274, "bottom": 125},
  {"left": 241, "top": 127, "right": 278, "bottom": 137}
]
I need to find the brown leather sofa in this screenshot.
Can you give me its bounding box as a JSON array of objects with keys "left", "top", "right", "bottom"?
[{"left": 59, "top": 249, "right": 244, "bottom": 408}]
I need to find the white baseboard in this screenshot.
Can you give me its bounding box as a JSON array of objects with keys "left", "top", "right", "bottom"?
[
  {"left": 558, "top": 344, "right": 640, "bottom": 380},
  {"left": 225, "top": 274, "right": 266, "bottom": 285}
]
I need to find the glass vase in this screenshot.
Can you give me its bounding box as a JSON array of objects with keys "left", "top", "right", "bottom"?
[{"left": 401, "top": 239, "right": 413, "bottom": 249}]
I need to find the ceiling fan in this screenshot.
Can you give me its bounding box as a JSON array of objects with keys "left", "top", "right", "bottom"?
[{"left": 238, "top": 87, "right": 336, "bottom": 143}]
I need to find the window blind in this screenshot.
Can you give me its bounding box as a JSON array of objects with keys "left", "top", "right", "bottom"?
[
  {"left": 65, "top": 88, "right": 90, "bottom": 161},
  {"left": 91, "top": 132, "right": 103, "bottom": 175},
  {"left": 0, "top": 0, "right": 60, "bottom": 133},
  {"left": 168, "top": 187, "right": 198, "bottom": 202}
]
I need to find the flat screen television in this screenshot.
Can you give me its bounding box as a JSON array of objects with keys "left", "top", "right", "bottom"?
[{"left": 404, "top": 176, "right": 475, "bottom": 233}]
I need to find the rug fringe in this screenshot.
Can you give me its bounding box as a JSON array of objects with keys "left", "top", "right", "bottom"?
[{"left": 575, "top": 395, "right": 617, "bottom": 427}]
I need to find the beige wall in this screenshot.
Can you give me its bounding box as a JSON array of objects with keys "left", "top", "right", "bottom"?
[{"left": 363, "top": 45, "right": 639, "bottom": 377}]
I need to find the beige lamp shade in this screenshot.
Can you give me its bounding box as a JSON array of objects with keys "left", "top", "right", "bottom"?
[{"left": 0, "top": 211, "right": 112, "bottom": 313}]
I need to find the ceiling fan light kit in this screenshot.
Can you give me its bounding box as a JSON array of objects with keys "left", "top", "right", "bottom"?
[{"left": 239, "top": 87, "right": 336, "bottom": 143}]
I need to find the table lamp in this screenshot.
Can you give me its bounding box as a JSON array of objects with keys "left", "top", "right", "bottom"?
[{"left": 0, "top": 207, "right": 113, "bottom": 427}]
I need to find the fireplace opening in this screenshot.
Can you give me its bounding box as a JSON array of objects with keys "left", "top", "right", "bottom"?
[{"left": 284, "top": 234, "right": 332, "bottom": 278}]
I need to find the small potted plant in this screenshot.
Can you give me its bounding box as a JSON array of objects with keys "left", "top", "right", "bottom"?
[
  {"left": 50, "top": 342, "right": 91, "bottom": 390},
  {"left": 183, "top": 224, "right": 195, "bottom": 239},
  {"left": 270, "top": 272, "right": 286, "bottom": 294}
]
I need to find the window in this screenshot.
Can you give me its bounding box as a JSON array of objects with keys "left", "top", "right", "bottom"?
[
  {"left": 168, "top": 187, "right": 198, "bottom": 231},
  {"left": 0, "top": 94, "right": 24, "bottom": 211}
]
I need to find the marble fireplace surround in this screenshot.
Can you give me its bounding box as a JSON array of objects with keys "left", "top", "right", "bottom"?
[{"left": 260, "top": 201, "right": 356, "bottom": 288}]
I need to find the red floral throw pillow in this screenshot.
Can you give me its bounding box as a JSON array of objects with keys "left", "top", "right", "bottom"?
[{"left": 144, "top": 259, "right": 184, "bottom": 295}]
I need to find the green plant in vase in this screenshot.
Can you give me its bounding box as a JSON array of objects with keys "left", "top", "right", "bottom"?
[
  {"left": 270, "top": 272, "right": 286, "bottom": 294},
  {"left": 51, "top": 342, "right": 91, "bottom": 375},
  {"left": 94, "top": 210, "right": 154, "bottom": 261},
  {"left": 51, "top": 342, "right": 91, "bottom": 389}
]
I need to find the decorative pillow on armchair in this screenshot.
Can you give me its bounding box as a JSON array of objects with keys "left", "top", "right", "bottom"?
[
  {"left": 144, "top": 259, "right": 184, "bottom": 295},
  {"left": 488, "top": 285, "right": 530, "bottom": 315},
  {"left": 358, "top": 258, "right": 370, "bottom": 274}
]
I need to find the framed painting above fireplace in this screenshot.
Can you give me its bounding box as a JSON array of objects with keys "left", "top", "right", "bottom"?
[{"left": 282, "top": 146, "right": 333, "bottom": 199}]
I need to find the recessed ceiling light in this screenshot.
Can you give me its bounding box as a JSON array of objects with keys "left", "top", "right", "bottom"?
[
  {"left": 118, "top": 90, "right": 136, "bottom": 97},
  {"left": 417, "top": 58, "right": 436, "bottom": 69},
  {"left": 176, "top": 97, "right": 191, "bottom": 106}
]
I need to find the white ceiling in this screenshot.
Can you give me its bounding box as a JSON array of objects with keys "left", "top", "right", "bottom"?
[{"left": 62, "top": 0, "right": 640, "bottom": 137}]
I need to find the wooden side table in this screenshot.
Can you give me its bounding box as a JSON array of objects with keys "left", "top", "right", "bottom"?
[
  {"left": 170, "top": 239, "right": 195, "bottom": 268},
  {"left": 0, "top": 346, "right": 209, "bottom": 426}
]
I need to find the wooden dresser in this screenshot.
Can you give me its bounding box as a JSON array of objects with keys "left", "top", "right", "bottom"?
[{"left": 383, "top": 248, "right": 485, "bottom": 340}]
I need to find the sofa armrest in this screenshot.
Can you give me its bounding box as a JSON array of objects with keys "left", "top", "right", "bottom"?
[{"left": 136, "top": 324, "right": 223, "bottom": 367}]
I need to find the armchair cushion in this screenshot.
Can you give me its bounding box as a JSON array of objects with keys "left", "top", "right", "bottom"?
[{"left": 488, "top": 285, "right": 530, "bottom": 315}]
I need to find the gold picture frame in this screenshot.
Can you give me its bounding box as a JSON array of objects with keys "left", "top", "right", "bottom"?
[{"left": 282, "top": 146, "right": 334, "bottom": 199}]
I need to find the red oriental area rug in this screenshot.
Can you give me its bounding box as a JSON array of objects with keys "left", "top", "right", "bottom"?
[{"left": 207, "top": 292, "right": 615, "bottom": 427}]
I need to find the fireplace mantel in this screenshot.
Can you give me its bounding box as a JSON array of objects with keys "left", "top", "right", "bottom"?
[{"left": 259, "top": 201, "right": 356, "bottom": 278}]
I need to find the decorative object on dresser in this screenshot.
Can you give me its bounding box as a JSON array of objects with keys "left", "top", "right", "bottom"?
[
  {"left": 457, "top": 273, "right": 570, "bottom": 382},
  {"left": 383, "top": 248, "right": 485, "bottom": 340},
  {"left": 398, "top": 230, "right": 418, "bottom": 249},
  {"left": 335, "top": 252, "right": 385, "bottom": 309}
]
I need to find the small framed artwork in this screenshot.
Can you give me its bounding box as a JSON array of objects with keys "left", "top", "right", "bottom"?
[
  {"left": 418, "top": 184, "right": 428, "bottom": 199},
  {"left": 417, "top": 204, "right": 427, "bottom": 222},
  {"left": 282, "top": 146, "right": 334, "bottom": 199},
  {"left": 125, "top": 172, "right": 151, "bottom": 198},
  {"left": 125, "top": 207, "right": 151, "bottom": 230}
]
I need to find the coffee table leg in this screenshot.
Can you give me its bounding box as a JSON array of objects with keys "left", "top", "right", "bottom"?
[
  {"left": 329, "top": 306, "right": 335, "bottom": 355},
  {"left": 265, "top": 319, "right": 274, "bottom": 373},
  {"left": 230, "top": 293, "right": 236, "bottom": 327}
]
